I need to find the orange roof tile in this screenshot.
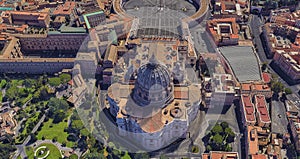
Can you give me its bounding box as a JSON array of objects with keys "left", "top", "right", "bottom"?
[{"left": 255, "top": 95, "right": 271, "bottom": 123}]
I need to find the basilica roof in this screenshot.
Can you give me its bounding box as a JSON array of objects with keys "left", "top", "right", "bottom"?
[{"left": 136, "top": 62, "right": 171, "bottom": 91}]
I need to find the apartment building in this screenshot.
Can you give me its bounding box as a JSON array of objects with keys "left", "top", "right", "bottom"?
[
  {"left": 255, "top": 95, "right": 271, "bottom": 128},
  {"left": 289, "top": 117, "right": 300, "bottom": 152},
  {"left": 240, "top": 94, "right": 256, "bottom": 126},
  {"left": 206, "top": 18, "right": 239, "bottom": 46},
  {"left": 15, "top": 25, "right": 88, "bottom": 53},
  {"left": 1, "top": 11, "right": 50, "bottom": 28},
  {"left": 240, "top": 82, "right": 272, "bottom": 98},
  {"left": 0, "top": 58, "right": 74, "bottom": 74},
  {"left": 273, "top": 50, "right": 300, "bottom": 81},
  {"left": 83, "top": 11, "right": 106, "bottom": 29},
  {"left": 202, "top": 151, "right": 239, "bottom": 159}
]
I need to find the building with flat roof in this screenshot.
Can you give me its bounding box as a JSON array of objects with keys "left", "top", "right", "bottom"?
[
  {"left": 207, "top": 73, "right": 236, "bottom": 107},
  {"left": 202, "top": 151, "right": 239, "bottom": 159},
  {"left": 15, "top": 25, "right": 87, "bottom": 53},
  {"left": 207, "top": 18, "right": 239, "bottom": 46},
  {"left": 0, "top": 25, "right": 88, "bottom": 74},
  {"left": 0, "top": 36, "right": 22, "bottom": 59},
  {"left": 1, "top": 11, "right": 50, "bottom": 28},
  {"left": 83, "top": 11, "right": 106, "bottom": 29},
  {"left": 246, "top": 125, "right": 259, "bottom": 156},
  {"left": 0, "top": 58, "right": 74, "bottom": 74},
  {"left": 68, "top": 64, "right": 88, "bottom": 107}
]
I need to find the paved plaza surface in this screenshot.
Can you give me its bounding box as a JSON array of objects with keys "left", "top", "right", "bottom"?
[
  {"left": 123, "top": 0, "right": 198, "bottom": 38},
  {"left": 123, "top": 0, "right": 197, "bottom": 16}
]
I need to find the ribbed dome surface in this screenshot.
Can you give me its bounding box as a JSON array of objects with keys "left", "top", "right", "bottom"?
[
  {"left": 136, "top": 63, "right": 171, "bottom": 90},
  {"left": 132, "top": 61, "right": 173, "bottom": 107}
]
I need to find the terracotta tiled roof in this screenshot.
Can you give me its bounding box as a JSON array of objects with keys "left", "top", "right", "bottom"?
[
  {"left": 250, "top": 154, "right": 268, "bottom": 159},
  {"left": 242, "top": 94, "right": 256, "bottom": 123},
  {"left": 255, "top": 95, "right": 271, "bottom": 123},
  {"left": 262, "top": 73, "right": 271, "bottom": 83}
]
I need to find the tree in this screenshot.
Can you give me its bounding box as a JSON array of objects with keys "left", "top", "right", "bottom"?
[
  {"left": 206, "top": 145, "right": 212, "bottom": 152},
  {"left": 271, "top": 81, "right": 284, "bottom": 94},
  {"left": 53, "top": 110, "right": 66, "bottom": 123},
  {"left": 212, "top": 124, "right": 223, "bottom": 135},
  {"left": 262, "top": 62, "right": 268, "bottom": 71},
  {"left": 59, "top": 73, "right": 71, "bottom": 83},
  {"left": 78, "top": 138, "right": 88, "bottom": 151},
  {"left": 284, "top": 88, "right": 292, "bottom": 95},
  {"left": 48, "top": 77, "right": 61, "bottom": 87},
  {"left": 134, "top": 152, "right": 149, "bottom": 159},
  {"left": 225, "top": 144, "right": 232, "bottom": 152},
  {"left": 33, "top": 87, "right": 50, "bottom": 102},
  {"left": 48, "top": 98, "right": 69, "bottom": 118},
  {"left": 71, "top": 120, "right": 84, "bottom": 131},
  {"left": 67, "top": 134, "right": 77, "bottom": 142},
  {"left": 86, "top": 135, "right": 96, "bottom": 148},
  {"left": 80, "top": 128, "right": 90, "bottom": 137},
  {"left": 23, "top": 79, "right": 36, "bottom": 88},
  {"left": 0, "top": 79, "right": 7, "bottom": 89},
  {"left": 212, "top": 134, "right": 223, "bottom": 145},
  {"left": 52, "top": 136, "right": 57, "bottom": 142},
  {"left": 29, "top": 133, "right": 37, "bottom": 144},
  {"left": 225, "top": 127, "right": 235, "bottom": 143},
  {"left": 220, "top": 122, "right": 229, "bottom": 130},
  {"left": 5, "top": 86, "right": 18, "bottom": 100},
  {"left": 84, "top": 152, "right": 105, "bottom": 159},
  {"left": 0, "top": 143, "right": 16, "bottom": 159}
]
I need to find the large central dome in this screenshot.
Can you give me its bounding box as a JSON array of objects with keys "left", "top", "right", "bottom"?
[{"left": 133, "top": 62, "right": 174, "bottom": 107}]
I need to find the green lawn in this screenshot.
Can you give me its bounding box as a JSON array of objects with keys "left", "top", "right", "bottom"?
[
  {"left": 69, "top": 154, "right": 78, "bottom": 159},
  {"left": 25, "top": 146, "right": 34, "bottom": 159},
  {"left": 26, "top": 143, "right": 62, "bottom": 159},
  {"left": 16, "top": 155, "right": 21, "bottom": 159},
  {"left": 37, "top": 110, "right": 74, "bottom": 147},
  {"left": 39, "top": 143, "right": 62, "bottom": 159}
]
